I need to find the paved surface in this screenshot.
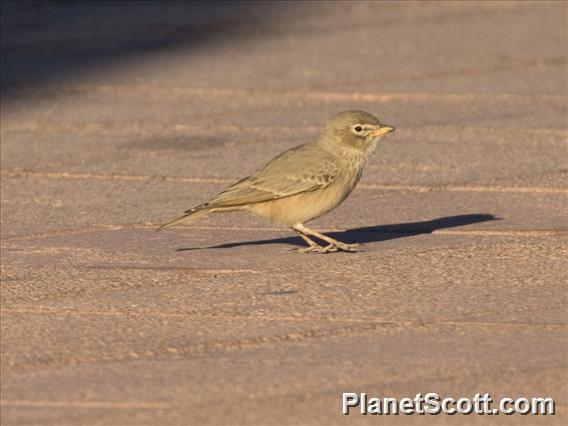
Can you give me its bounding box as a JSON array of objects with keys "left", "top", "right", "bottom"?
[{"left": 1, "top": 1, "right": 567, "bottom": 425}]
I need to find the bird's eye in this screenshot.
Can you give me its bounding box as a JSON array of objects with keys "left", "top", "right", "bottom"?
[{"left": 354, "top": 126, "right": 363, "bottom": 132}]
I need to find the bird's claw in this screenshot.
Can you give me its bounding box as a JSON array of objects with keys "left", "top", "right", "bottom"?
[
  {"left": 335, "top": 242, "right": 360, "bottom": 252},
  {"left": 298, "top": 242, "right": 361, "bottom": 254},
  {"left": 297, "top": 245, "right": 327, "bottom": 253}
]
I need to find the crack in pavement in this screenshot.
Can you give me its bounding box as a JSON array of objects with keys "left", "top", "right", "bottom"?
[
  {"left": 1, "top": 221, "right": 566, "bottom": 243},
  {"left": 2, "top": 169, "right": 566, "bottom": 194},
  {"left": 3, "top": 83, "right": 565, "bottom": 103},
  {"left": 1, "top": 316, "right": 564, "bottom": 374},
  {"left": 0, "top": 399, "right": 174, "bottom": 409}
]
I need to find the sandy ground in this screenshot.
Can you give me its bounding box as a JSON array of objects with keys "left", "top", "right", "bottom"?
[{"left": 1, "top": 1, "right": 567, "bottom": 425}]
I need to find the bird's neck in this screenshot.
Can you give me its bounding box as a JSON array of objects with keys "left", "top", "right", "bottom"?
[{"left": 317, "top": 134, "right": 378, "bottom": 164}]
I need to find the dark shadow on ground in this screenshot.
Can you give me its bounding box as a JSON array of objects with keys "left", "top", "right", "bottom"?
[
  {"left": 177, "top": 214, "right": 499, "bottom": 251},
  {"left": 1, "top": 1, "right": 283, "bottom": 100}
]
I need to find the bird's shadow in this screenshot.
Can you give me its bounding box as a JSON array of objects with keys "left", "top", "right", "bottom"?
[{"left": 176, "top": 214, "right": 499, "bottom": 252}]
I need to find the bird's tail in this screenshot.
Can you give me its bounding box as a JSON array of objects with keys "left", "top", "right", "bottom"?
[{"left": 156, "top": 205, "right": 212, "bottom": 232}]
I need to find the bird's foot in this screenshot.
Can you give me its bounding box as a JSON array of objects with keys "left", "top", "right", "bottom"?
[
  {"left": 316, "top": 244, "right": 339, "bottom": 253},
  {"left": 334, "top": 241, "right": 361, "bottom": 252},
  {"left": 298, "top": 244, "right": 326, "bottom": 253},
  {"left": 298, "top": 243, "right": 360, "bottom": 253},
  {"left": 298, "top": 244, "right": 338, "bottom": 254}
]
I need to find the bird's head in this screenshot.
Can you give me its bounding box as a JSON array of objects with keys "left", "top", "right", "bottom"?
[{"left": 321, "top": 110, "right": 395, "bottom": 154}]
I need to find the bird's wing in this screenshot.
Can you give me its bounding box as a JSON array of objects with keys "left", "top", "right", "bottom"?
[{"left": 193, "top": 144, "right": 339, "bottom": 210}]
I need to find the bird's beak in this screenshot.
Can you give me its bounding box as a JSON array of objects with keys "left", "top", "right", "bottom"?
[{"left": 370, "top": 125, "right": 395, "bottom": 137}]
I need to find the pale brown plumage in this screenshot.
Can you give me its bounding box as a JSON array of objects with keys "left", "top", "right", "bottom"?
[{"left": 158, "top": 110, "right": 395, "bottom": 253}]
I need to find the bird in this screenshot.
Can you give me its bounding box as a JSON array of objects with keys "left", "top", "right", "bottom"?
[{"left": 157, "top": 110, "right": 395, "bottom": 253}]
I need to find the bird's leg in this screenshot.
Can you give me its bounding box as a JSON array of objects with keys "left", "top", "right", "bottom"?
[
  {"left": 293, "top": 224, "right": 360, "bottom": 253},
  {"left": 294, "top": 229, "right": 325, "bottom": 253}
]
